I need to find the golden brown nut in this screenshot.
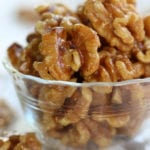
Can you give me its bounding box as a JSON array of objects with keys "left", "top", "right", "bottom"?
[
  {"left": 61, "top": 121, "right": 90, "bottom": 147},
  {"left": 38, "top": 84, "right": 76, "bottom": 110},
  {"left": 115, "top": 55, "right": 136, "bottom": 80},
  {"left": 8, "top": 43, "right": 23, "bottom": 68},
  {"left": 83, "top": 0, "right": 145, "bottom": 52},
  {"left": 8, "top": 35, "right": 42, "bottom": 76},
  {"left": 0, "top": 133, "right": 42, "bottom": 150},
  {"left": 117, "top": 109, "right": 146, "bottom": 137},
  {"left": 136, "top": 50, "right": 150, "bottom": 63},
  {"left": 34, "top": 27, "right": 78, "bottom": 80},
  {"left": 14, "top": 133, "right": 42, "bottom": 150},
  {"left": 55, "top": 88, "right": 92, "bottom": 126},
  {"left": 35, "top": 13, "right": 79, "bottom": 34},
  {"left": 106, "top": 115, "right": 130, "bottom": 128},
  {"left": 72, "top": 24, "right": 100, "bottom": 77},
  {"left": 83, "top": 119, "right": 116, "bottom": 148}
]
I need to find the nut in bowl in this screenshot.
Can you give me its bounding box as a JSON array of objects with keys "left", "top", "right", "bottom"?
[{"left": 3, "top": 0, "right": 150, "bottom": 149}]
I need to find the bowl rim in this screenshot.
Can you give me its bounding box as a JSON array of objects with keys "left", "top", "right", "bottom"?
[{"left": 3, "top": 57, "right": 150, "bottom": 87}]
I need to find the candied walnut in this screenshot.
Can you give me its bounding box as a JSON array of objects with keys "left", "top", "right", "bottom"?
[
  {"left": 91, "top": 91, "right": 110, "bottom": 107},
  {"left": 106, "top": 115, "right": 130, "bottom": 128},
  {"left": 72, "top": 24, "right": 100, "bottom": 77},
  {"left": 26, "top": 81, "right": 42, "bottom": 99},
  {"left": 115, "top": 56, "right": 136, "bottom": 80},
  {"left": 35, "top": 23, "right": 100, "bottom": 80},
  {"left": 83, "top": 0, "right": 145, "bottom": 52},
  {"left": 117, "top": 109, "right": 146, "bottom": 137},
  {"left": 111, "top": 88, "right": 122, "bottom": 104},
  {"left": 35, "top": 14, "right": 79, "bottom": 34},
  {"left": 55, "top": 88, "right": 92, "bottom": 126},
  {"left": 61, "top": 121, "right": 90, "bottom": 147},
  {"left": 85, "top": 66, "right": 112, "bottom": 82},
  {"left": 86, "top": 51, "right": 142, "bottom": 82},
  {"left": 14, "top": 133, "right": 42, "bottom": 150},
  {"left": 83, "top": 119, "right": 116, "bottom": 148},
  {"left": 115, "top": 83, "right": 146, "bottom": 136},
  {"left": 8, "top": 43, "right": 23, "bottom": 68},
  {"left": 133, "top": 62, "right": 145, "bottom": 78},
  {"left": 38, "top": 84, "right": 77, "bottom": 110},
  {"left": 134, "top": 38, "right": 150, "bottom": 64},
  {"left": 121, "top": 84, "right": 145, "bottom": 106},
  {"left": 41, "top": 113, "right": 63, "bottom": 139},
  {"left": 19, "top": 38, "right": 42, "bottom": 75},
  {"left": 35, "top": 4, "right": 80, "bottom": 34},
  {"left": 26, "top": 32, "right": 41, "bottom": 43},
  {"left": 136, "top": 50, "right": 150, "bottom": 63},
  {"left": 0, "top": 133, "right": 42, "bottom": 150},
  {"left": 34, "top": 27, "right": 79, "bottom": 80}
]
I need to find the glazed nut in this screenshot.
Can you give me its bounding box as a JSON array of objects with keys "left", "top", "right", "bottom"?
[
  {"left": 72, "top": 24, "right": 100, "bottom": 77},
  {"left": 83, "top": 0, "right": 145, "bottom": 52},
  {"left": 61, "top": 121, "right": 90, "bottom": 147},
  {"left": 106, "top": 115, "right": 130, "bottom": 128},
  {"left": 0, "top": 133, "right": 42, "bottom": 150},
  {"left": 136, "top": 50, "right": 150, "bottom": 63},
  {"left": 111, "top": 88, "right": 122, "bottom": 104},
  {"left": 115, "top": 60, "right": 135, "bottom": 80},
  {"left": 56, "top": 88, "right": 92, "bottom": 126}
]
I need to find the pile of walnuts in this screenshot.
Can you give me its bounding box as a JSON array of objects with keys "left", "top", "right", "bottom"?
[
  {"left": 0, "top": 133, "right": 42, "bottom": 150},
  {"left": 8, "top": 0, "right": 150, "bottom": 149}
]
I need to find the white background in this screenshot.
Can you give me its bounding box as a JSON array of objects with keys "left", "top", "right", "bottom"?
[{"left": 0, "top": 0, "right": 150, "bottom": 149}]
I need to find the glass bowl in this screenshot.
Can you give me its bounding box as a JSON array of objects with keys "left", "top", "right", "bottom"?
[{"left": 3, "top": 59, "right": 150, "bottom": 150}]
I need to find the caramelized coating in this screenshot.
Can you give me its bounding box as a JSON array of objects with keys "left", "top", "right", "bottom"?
[
  {"left": 85, "top": 48, "right": 144, "bottom": 82},
  {"left": 55, "top": 88, "right": 92, "bottom": 126},
  {"left": 38, "top": 84, "right": 76, "bottom": 110},
  {"left": 117, "top": 109, "right": 146, "bottom": 137},
  {"left": 7, "top": 1, "right": 150, "bottom": 149},
  {"left": 83, "top": 0, "right": 145, "bottom": 52},
  {"left": 83, "top": 119, "right": 116, "bottom": 148},
  {"left": 0, "top": 133, "right": 42, "bottom": 150},
  {"left": 61, "top": 121, "right": 90, "bottom": 147},
  {"left": 72, "top": 24, "right": 100, "bottom": 77},
  {"left": 106, "top": 115, "right": 130, "bottom": 128},
  {"left": 34, "top": 27, "right": 76, "bottom": 80},
  {"left": 8, "top": 43, "right": 23, "bottom": 68}
]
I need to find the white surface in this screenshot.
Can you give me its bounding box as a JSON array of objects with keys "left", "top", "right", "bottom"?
[{"left": 0, "top": 0, "right": 150, "bottom": 149}]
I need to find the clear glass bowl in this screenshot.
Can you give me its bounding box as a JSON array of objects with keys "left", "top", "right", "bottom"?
[{"left": 3, "top": 59, "right": 150, "bottom": 150}]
